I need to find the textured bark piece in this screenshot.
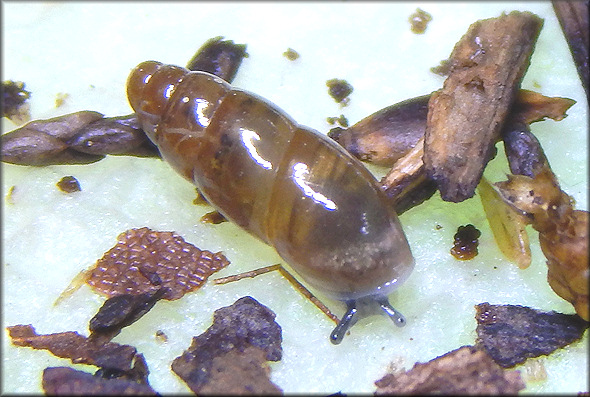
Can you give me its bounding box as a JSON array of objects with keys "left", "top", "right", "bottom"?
[
  {"left": 475, "top": 303, "right": 589, "bottom": 368},
  {"left": 7, "top": 324, "right": 137, "bottom": 371},
  {"left": 42, "top": 366, "right": 157, "bottom": 396},
  {"left": 89, "top": 289, "right": 167, "bottom": 342},
  {"left": 86, "top": 227, "right": 229, "bottom": 301},
  {"left": 171, "top": 296, "right": 282, "bottom": 394},
  {"left": 374, "top": 345, "right": 525, "bottom": 395},
  {"left": 553, "top": 0, "right": 589, "bottom": 99},
  {"left": 424, "top": 11, "right": 544, "bottom": 202}
]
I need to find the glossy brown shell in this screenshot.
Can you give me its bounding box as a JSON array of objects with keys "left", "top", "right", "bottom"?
[{"left": 127, "top": 61, "right": 414, "bottom": 301}]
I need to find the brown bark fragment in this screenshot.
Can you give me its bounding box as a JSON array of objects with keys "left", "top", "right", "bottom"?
[
  {"left": 374, "top": 345, "right": 525, "bottom": 395},
  {"left": 553, "top": 0, "right": 589, "bottom": 99},
  {"left": 423, "top": 11, "right": 544, "bottom": 202},
  {"left": 7, "top": 324, "right": 137, "bottom": 371},
  {"left": 171, "top": 296, "right": 282, "bottom": 394},
  {"left": 42, "top": 366, "right": 157, "bottom": 396},
  {"left": 475, "top": 303, "right": 589, "bottom": 368}
]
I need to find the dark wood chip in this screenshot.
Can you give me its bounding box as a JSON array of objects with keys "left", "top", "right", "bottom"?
[
  {"left": 171, "top": 296, "right": 282, "bottom": 394},
  {"left": 375, "top": 345, "right": 525, "bottom": 395},
  {"left": 475, "top": 302, "right": 589, "bottom": 368},
  {"left": 552, "top": 0, "right": 589, "bottom": 99},
  {"left": 185, "top": 36, "right": 248, "bottom": 83},
  {"left": 7, "top": 324, "right": 138, "bottom": 372},
  {"left": 89, "top": 289, "right": 168, "bottom": 342},
  {"left": 86, "top": 227, "right": 230, "bottom": 300},
  {"left": 67, "top": 114, "right": 158, "bottom": 157},
  {"left": 42, "top": 366, "right": 158, "bottom": 396},
  {"left": 424, "top": 11, "right": 544, "bottom": 202},
  {"left": 329, "top": 94, "right": 429, "bottom": 167},
  {"left": 502, "top": 121, "right": 549, "bottom": 178}
]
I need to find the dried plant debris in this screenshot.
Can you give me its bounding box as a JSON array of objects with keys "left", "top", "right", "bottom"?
[
  {"left": 423, "top": 11, "right": 544, "bottom": 202},
  {"left": 89, "top": 289, "right": 168, "bottom": 342},
  {"left": 86, "top": 227, "right": 230, "bottom": 300},
  {"left": 488, "top": 120, "right": 589, "bottom": 319},
  {"left": 495, "top": 167, "right": 589, "bottom": 320},
  {"left": 334, "top": 89, "right": 573, "bottom": 170},
  {"left": 450, "top": 224, "right": 482, "bottom": 260},
  {"left": 7, "top": 324, "right": 140, "bottom": 372},
  {"left": 475, "top": 303, "right": 589, "bottom": 368},
  {"left": 509, "top": 89, "right": 576, "bottom": 125},
  {"left": 2, "top": 80, "right": 31, "bottom": 124},
  {"left": 553, "top": 0, "right": 589, "bottom": 98},
  {"left": 408, "top": 8, "right": 432, "bottom": 34},
  {"left": 326, "top": 78, "right": 353, "bottom": 105},
  {"left": 66, "top": 113, "right": 158, "bottom": 157},
  {"left": 185, "top": 36, "right": 248, "bottom": 83},
  {"left": 329, "top": 94, "right": 430, "bottom": 167},
  {"left": 283, "top": 48, "right": 300, "bottom": 61},
  {"left": 375, "top": 345, "right": 525, "bottom": 395},
  {"left": 56, "top": 175, "right": 81, "bottom": 193},
  {"left": 171, "top": 296, "right": 283, "bottom": 395},
  {"left": 43, "top": 366, "right": 158, "bottom": 396}
]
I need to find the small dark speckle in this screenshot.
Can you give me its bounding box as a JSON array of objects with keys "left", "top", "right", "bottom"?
[{"left": 56, "top": 176, "right": 81, "bottom": 193}]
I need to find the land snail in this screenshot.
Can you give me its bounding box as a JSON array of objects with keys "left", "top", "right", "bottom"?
[{"left": 127, "top": 61, "right": 415, "bottom": 344}]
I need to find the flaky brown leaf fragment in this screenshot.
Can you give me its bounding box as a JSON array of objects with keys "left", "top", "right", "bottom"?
[
  {"left": 171, "top": 296, "right": 282, "bottom": 395},
  {"left": 475, "top": 303, "right": 589, "bottom": 368},
  {"left": 7, "top": 324, "right": 138, "bottom": 371},
  {"left": 424, "top": 11, "right": 544, "bottom": 202},
  {"left": 86, "top": 227, "right": 229, "bottom": 300},
  {"left": 43, "top": 367, "right": 157, "bottom": 396},
  {"left": 374, "top": 345, "right": 525, "bottom": 395},
  {"left": 510, "top": 89, "right": 576, "bottom": 125}
]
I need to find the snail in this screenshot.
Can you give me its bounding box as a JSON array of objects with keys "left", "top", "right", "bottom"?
[{"left": 127, "top": 60, "right": 415, "bottom": 344}]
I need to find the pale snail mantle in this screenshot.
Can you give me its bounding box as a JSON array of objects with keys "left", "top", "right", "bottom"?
[{"left": 127, "top": 61, "right": 415, "bottom": 344}]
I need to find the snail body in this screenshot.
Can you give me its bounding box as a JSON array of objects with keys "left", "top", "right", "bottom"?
[{"left": 127, "top": 61, "right": 415, "bottom": 343}]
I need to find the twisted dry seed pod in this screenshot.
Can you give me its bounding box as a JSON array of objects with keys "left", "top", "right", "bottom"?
[{"left": 127, "top": 61, "right": 415, "bottom": 344}]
